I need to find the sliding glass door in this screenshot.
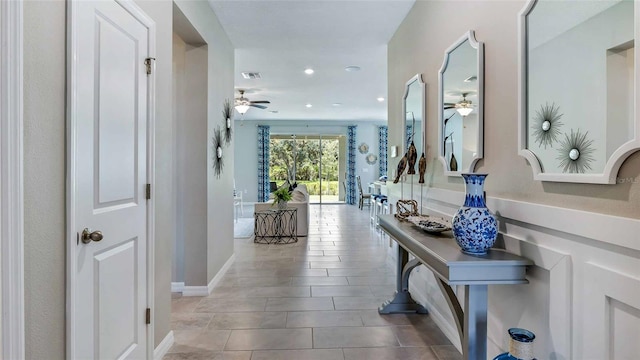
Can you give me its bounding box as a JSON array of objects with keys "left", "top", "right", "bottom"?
[{"left": 269, "top": 134, "right": 345, "bottom": 204}]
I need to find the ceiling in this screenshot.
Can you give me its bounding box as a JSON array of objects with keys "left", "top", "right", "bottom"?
[{"left": 208, "top": 0, "right": 415, "bottom": 122}]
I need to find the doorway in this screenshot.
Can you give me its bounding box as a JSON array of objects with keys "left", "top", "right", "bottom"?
[{"left": 269, "top": 134, "right": 346, "bottom": 204}]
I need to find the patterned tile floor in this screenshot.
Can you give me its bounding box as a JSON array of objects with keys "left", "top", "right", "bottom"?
[{"left": 166, "top": 204, "right": 462, "bottom": 360}]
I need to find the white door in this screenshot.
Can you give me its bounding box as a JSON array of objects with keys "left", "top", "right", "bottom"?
[{"left": 68, "top": 1, "right": 154, "bottom": 359}]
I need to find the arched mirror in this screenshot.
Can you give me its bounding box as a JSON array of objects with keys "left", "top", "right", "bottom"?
[
  {"left": 438, "top": 30, "right": 484, "bottom": 176},
  {"left": 402, "top": 73, "right": 425, "bottom": 163},
  {"left": 519, "top": 0, "right": 640, "bottom": 184}
]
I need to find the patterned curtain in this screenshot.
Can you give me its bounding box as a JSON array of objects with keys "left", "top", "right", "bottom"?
[
  {"left": 378, "top": 126, "right": 388, "bottom": 177},
  {"left": 405, "top": 124, "right": 413, "bottom": 149},
  {"left": 257, "top": 125, "right": 270, "bottom": 202},
  {"left": 346, "top": 125, "right": 357, "bottom": 205}
]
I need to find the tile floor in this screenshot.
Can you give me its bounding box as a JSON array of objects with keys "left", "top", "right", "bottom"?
[{"left": 166, "top": 204, "right": 462, "bottom": 360}]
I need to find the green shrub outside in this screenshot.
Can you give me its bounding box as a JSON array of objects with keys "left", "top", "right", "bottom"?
[{"left": 270, "top": 179, "right": 340, "bottom": 196}]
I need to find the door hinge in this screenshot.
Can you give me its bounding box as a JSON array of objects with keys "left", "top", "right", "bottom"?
[
  {"left": 146, "top": 308, "right": 151, "bottom": 324},
  {"left": 146, "top": 184, "right": 151, "bottom": 200},
  {"left": 144, "top": 57, "right": 156, "bottom": 75}
]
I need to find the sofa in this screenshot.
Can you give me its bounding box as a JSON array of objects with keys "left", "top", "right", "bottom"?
[{"left": 254, "top": 183, "right": 309, "bottom": 237}]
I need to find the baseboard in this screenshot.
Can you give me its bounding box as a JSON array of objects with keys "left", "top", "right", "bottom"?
[
  {"left": 171, "top": 282, "right": 184, "bottom": 293},
  {"left": 181, "top": 285, "right": 209, "bottom": 297},
  {"left": 153, "top": 330, "right": 174, "bottom": 360},
  {"left": 181, "top": 254, "right": 236, "bottom": 297},
  {"left": 208, "top": 253, "right": 236, "bottom": 293}
]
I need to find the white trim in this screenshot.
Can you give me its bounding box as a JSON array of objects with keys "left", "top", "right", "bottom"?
[
  {"left": 66, "top": 1, "right": 156, "bottom": 359},
  {"left": 153, "top": 330, "right": 174, "bottom": 360},
  {"left": 182, "top": 253, "right": 236, "bottom": 297},
  {"left": 207, "top": 253, "right": 235, "bottom": 293},
  {"left": 414, "top": 187, "right": 640, "bottom": 252},
  {"left": 181, "top": 286, "right": 209, "bottom": 297},
  {"left": 518, "top": 0, "right": 640, "bottom": 184},
  {"left": 0, "top": 0, "right": 25, "bottom": 358},
  {"left": 171, "top": 282, "right": 185, "bottom": 293}
]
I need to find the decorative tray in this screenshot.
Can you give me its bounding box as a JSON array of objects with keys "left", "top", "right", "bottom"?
[{"left": 407, "top": 216, "right": 452, "bottom": 233}]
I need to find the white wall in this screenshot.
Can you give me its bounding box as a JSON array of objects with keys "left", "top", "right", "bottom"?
[
  {"left": 23, "top": 1, "right": 66, "bottom": 356},
  {"left": 172, "top": 0, "right": 235, "bottom": 285},
  {"left": 388, "top": 1, "right": 640, "bottom": 359},
  {"left": 173, "top": 33, "right": 209, "bottom": 286},
  {"left": 233, "top": 120, "right": 384, "bottom": 203}
]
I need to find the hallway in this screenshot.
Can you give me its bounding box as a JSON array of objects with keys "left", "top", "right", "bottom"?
[{"left": 166, "top": 205, "right": 460, "bottom": 360}]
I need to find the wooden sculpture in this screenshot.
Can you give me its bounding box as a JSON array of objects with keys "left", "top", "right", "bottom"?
[
  {"left": 407, "top": 141, "right": 417, "bottom": 175},
  {"left": 418, "top": 153, "right": 427, "bottom": 183},
  {"left": 393, "top": 153, "right": 408, "bottom": 183}
]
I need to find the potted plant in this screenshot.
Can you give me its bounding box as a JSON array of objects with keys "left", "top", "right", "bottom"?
[{"left": 272, "top": 187, "right": 292, "bottom": 209}]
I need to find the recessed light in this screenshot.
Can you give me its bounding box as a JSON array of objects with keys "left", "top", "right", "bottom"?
[
  {"left": 304, "top": 68, "right": 314, "bottom": 75},
  {"left": 332, "top": 103, "right": 342, "bottom": 107},
  {"left": 344, "top": 65, "right": 361, "bottom": 72},
  {"left": 269, "top": 110, "right": 279, "bottom": 114},
  {"left": 377, "top": 97, "right": 385, "bottom": 102},
  {"left": 305, "top": 104, "right": 312, "bottom": 108}
]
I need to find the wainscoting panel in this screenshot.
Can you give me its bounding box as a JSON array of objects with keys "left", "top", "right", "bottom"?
[
  {"left": 583, "top": 263, "right": 640, "bottom": 360},
  {"left": 386, "top": 185, "right": 640, "bottom": 360}
]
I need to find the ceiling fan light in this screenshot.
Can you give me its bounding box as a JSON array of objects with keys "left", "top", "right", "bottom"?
[
  {"left": 456, "top": 107, "right": 473, "bottom": 117},
  {"left": 235, "top": 104, "right": 250, "bottom": 115}
]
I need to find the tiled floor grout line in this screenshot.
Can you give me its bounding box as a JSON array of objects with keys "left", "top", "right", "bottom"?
[{"left": 166, "top": 204, "right": 461, "bottom": 359}]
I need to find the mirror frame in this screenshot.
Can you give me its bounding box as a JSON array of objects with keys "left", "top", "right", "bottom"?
[
  {"left": 518, "top": 0, "right": 640, "bottom": 184},
  {"left": 402, "top": 73, "right": 426, "bottom": 156},
  {"left": 438, "top": 30, "right": 484, "bottom": 177}
]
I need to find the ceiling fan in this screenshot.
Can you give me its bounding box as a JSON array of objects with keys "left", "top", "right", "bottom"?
[
  {"left": 444, "top": 93, "right": 475, "bottom": 117},
  {"left": 234, "top": 89, "right": 270, "bottom": 114}
]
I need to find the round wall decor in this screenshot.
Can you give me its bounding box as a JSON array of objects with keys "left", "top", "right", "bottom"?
[
  {"left": 223, "top": 99, "right": 233, "bottom": 145},
  {"left": 212, "top": 126, "right": 224, "bottom": 178},
  {"left": 358, "top": 142, "right": 369, "bottom": 154},
  {"left": 366, "top": 153, "right": 378, "bottom": 165}
]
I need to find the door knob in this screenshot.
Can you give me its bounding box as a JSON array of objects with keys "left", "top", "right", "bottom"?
[{"left": 81, "top": 228, "right": 103, "bottom": 244}]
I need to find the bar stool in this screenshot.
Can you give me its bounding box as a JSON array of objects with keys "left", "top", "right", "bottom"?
[
  {"left": 374, "top": 195, "right": 388, "bottom": 227},
  {"left": 370, "top": 194, "right": 379, "bottom": 225}
]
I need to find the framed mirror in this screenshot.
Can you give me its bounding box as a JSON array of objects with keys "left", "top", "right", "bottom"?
[
  {"left": 402, "top": 73, "right": 425, "bottom": 163},
  {"left": 438, "top": 30, "right": 484, "bottom": 176},
  {"left": 519, "top": 0, "right": 640, "bottom": 184}
]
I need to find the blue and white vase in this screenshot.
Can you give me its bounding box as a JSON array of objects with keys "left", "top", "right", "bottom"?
[
  {"left": 493, "top": 328, "right": 536, "bottom": 360},
  {"left": 452, "top": 173, "right": 497, "bottom": 255}
]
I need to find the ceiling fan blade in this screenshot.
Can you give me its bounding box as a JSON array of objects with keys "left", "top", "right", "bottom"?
[
  {"left": 250, "top": 100, "right": 270, "bottom": 104},
  {"left": 444, "top": 105, "right": 455, "bottom": 109},
  {"left": 250, "top": 104, "right": 268, "bottom": 109}
]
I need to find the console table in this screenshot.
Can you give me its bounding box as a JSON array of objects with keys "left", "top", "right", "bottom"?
[
  {"left": 377, "top": 214, "right": 532, "bottom": 360},
  {"left": 254, "top": 208, "right": 298, "bottom": 244}
]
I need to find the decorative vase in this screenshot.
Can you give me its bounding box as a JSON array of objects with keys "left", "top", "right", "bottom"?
[
  {"left": 493, "top": 328, "right": 536, "bottom": 360},
  {"left": 451, "top": 173, "right": 497, "bottom": 255},
  {"left": 277, "top": 201, "right": 288, "bottom": 210}
]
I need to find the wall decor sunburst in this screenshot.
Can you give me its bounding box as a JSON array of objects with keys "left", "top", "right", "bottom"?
[
  {"left": 223, "top": 99, "right": 233, "bottom": 145},
  {"left": 531, "top": 102, "right": 564, "bottom": 149},
  {"left": 212, "top": 126, "right": 224, "bottom": 178},
  {"left": 556, "top": 128, "right": 595, "bottom": 173}
]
